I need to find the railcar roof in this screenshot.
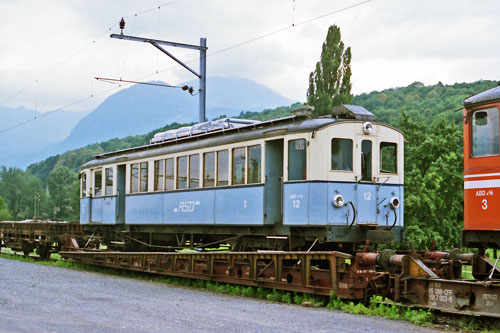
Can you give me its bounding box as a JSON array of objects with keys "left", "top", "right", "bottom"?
[
  {"left": 463, "top": 85, "right": 500, "bottom": 107},
  {"left": 82, "top": 116, "right": 334, "bottom": 169},
  {"left": 81, "top": 115, "right": 402, "bottom": 170}
]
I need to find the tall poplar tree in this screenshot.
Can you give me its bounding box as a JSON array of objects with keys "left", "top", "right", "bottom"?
[{"left": 307, "top": 25, "right": 353, "bottom": 116}]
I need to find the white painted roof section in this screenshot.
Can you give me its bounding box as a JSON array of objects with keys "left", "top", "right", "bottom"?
[{"left": 150, "top": 118, "right": 261, "bottom": 144}]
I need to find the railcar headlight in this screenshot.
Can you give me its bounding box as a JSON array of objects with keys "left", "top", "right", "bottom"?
[
  {"left": 333, "top": 194, "right": 344, "bottom": 208},
  {"left": 362, "top": 122, "right": 373, "bottom": 134},
  {"left": 389, "top": 197, "right": 400, "bottom": 209}
]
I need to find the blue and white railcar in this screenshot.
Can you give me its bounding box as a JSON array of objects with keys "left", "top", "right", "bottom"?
[{"left": 79, "top": 105, "right": 404, "bottom": 251}]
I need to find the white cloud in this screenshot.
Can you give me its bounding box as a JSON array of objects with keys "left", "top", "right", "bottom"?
[{"left": 0, "top": 0, "right": 499, "bottom": 113}]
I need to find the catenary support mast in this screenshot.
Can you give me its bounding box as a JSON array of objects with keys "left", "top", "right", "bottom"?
[{"left": 110, "top": 21, "right": 207, "bottom": 123}]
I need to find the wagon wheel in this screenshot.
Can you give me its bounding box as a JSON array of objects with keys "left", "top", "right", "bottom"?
[
  {"left": 22, "top": 241, "right": 33, "bottom": 257},
  {"left": 37, "top": 244, "right": 50, "bottom": 261}
]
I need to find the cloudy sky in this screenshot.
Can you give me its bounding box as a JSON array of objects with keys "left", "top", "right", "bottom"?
[{"left": 0, "top": 0, "right": 499, "bottom": 113}]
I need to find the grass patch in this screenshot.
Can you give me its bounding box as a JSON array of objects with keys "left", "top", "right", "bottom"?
[{"left": 328, "top": 294, "right": 433, "bottom": 325}]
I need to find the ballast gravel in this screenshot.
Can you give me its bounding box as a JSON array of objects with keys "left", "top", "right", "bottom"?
[{"left": 0, "top": 257, "right": 439, "bottom": 333}]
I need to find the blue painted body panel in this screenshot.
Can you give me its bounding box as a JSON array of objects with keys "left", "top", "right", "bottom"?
[
  {"left": 165, "top": 190, "right": 214, "bottom": 224},
  {"left": 283, "top": 181, "right": 403, "bottom": 227},
  {"left": 102, "top": 197, "right": 117, "bottom": 224},
  {"left": 87, "top": 197, "right": 117, "bottom": 224},
  {"left": 90, "top": 198, "right": 103, "bottom": 223},
  {"left": 120, "top": 185, "right": 264, "bottom": 225},
  {"left": 215, "top": 186, "right": 264, "bottom": 225},
  {"left": 126, "top": 194, "right": 164, "bottom": 224},
  {"left": 355, "top": 184, "right": 378, "bottom": 224},
  {"left": 376, "top": 185, "right": 404, "bottom": 227},
  {"left": 327, "top": 182, "right": 356, "bottom": 225},
  {"left": 80, "top": 198, "right": 91, "bottom": 224}
]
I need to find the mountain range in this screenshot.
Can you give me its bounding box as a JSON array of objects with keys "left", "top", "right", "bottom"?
[{"left": 1, "top": 76, "right": 293, "bottom": 168}]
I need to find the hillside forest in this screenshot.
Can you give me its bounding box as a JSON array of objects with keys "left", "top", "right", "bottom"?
[{"left": 0, "top": 79, "right": 497, "bottom": 250}]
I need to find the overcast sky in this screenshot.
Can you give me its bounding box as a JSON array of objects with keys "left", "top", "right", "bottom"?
[{"left": 1, "top": 0, "right": 499, "bottom": 113}]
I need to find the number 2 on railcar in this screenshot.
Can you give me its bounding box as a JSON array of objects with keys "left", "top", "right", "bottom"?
[{"left": 79, "top": 105, "right": 404, "bottom": 252}]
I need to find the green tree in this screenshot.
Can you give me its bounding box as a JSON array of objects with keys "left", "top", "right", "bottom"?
[
  {"left": 307, "top": 25, "right": 353, "bottom": 116},
  {"left": 399, "top": 113, "right": 463, "bottom": 249},
  {"left": 0, "top": 196, "right": 11, "bottom": 220},
  {"left": 0, "top": 167, "right": 46, "bottom": 220},
  {"left": 0, "top": 167, "right": 27, "bottom": 219},
  {"left": 47, "top": 165, "right": 79, "bottom": 220}
]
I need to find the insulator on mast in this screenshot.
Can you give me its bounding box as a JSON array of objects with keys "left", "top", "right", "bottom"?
[{"left": 119, "top": 18, "right": 125, "bottom": 34}]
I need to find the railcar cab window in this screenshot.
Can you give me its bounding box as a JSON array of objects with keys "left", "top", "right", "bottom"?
[
  {"left": 189, "top": 154, "right": 200, "bottom": 188},
  {"left": 94, "top": 169, "right": 102, "bottom": 197},
  {"left": 81, "top": 173, "right": 87, "bottom": 197},
  {"left": 130, "top": 163, "right": 148, "bottom": 193},
  {"left": 140, "top": 162, "right": 148, "bottom": 192},
  {"left": 380, "top": 142, "right": 397, "bottom": 173},
  {"left": 105, "top": 167, "right": 114, "bottom": 195},
  {"left": 232, "top": 148, "right": 246, "bottom": 185},
  {"left": 165, "top": 158, "right": 174, "bottom": 190},
  {"left": 217, "top": 150, "right": 229, "bottom": 186},
  {"left": 472, "top": 107, "right": 500, "bottom": 157},
  {"left": 154, "top": 160, "right": 165, "bottom": 191},
  {"left": 288, "top": 139, "right": 307, "bottom": 181},
  {"left": 203, "top": 152, "right": 215, "bottom": 188},
  {"left": 361, "top": 140, "right": 372, "bottom": 181},
  {"left": 247, "top": 145, "right": 261, "bottom": 184},
  {"left": 177, "top": 156, "right": 188, "bottom": 189},
  {"left": 331, "top": 138, "right": 353, "bottom": 171}
]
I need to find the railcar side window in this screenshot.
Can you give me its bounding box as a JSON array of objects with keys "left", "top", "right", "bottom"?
[
  {"left": 217, "top": 150, "right": 229, "bottom": 186},
  {"left": 177, "top": 156, "right": 188, "bottom": 189},
  {"left": 247, "top": 145, "right": 261, "bottom": 184},
  {"left": 105, "top": 167, "right": 114, "bottom": 195},
  {"left": 81, "top": 173, "right": 87, "bottom": 197},
  {"left": 288, "top": 139, "right": 306, "bottom": 181},
  {"left": 94, "top": 169, "right": 102, "bottom": 197},
  {"left": 189, "top": 154, "right": 200, "bottom": 188},
  {"left": 204, "top": 152, "right": 215, "bottom": 188},
  {"left": 232, "top": 148, "right": 246, "bottom": 185},
  {"left": 472, "top": 107, "right": 499, "bottom": 157},
  {"left": 140, "top": 162, "right": 148, "bottom": 192},
  {"left": 131, "top": 164, "right": 139, "bottom": 193},
  {"left": 380, "top": 142, "right": 397, "bottom": 173},
  {"left": 331, "top": 138, "right": 353, "bottom": 171},
  {"left": 154, "top": 160, "right": 165, "bottom": 191},
  {"left": 361, "top": 140, "right": 372, "bottom": 181},
  {"left": 165, "top": 158, "right": 174, "bottom": 190}
]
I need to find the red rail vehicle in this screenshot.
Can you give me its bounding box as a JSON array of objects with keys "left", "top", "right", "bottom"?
[{"left": 463, "top": 85, "right": 500, "bottom": 250}]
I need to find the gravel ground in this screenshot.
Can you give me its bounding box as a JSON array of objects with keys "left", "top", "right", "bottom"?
[{"left": 0, "top": 257, "right": 439, "bottom": 333}]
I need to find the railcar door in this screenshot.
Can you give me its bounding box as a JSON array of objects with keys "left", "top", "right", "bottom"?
[
  {"left": 116, "top": 164, "right": 126, "bottom": 224},
  {"left": 264, "top": 139, "right": 284, "bottom": 224},
  {"left": 356, "top": 139, "right": 377, "bottom": 224}
]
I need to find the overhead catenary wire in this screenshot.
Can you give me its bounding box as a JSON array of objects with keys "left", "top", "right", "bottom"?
[
  {"left": 0, "top": 0, "right": 372, "bottom": 135},
  {"left": 0, "top": 0, "right": 182, "bottom": 107},
  {"left": 100, "top": 0, "right": 373, "bottom": 88}
]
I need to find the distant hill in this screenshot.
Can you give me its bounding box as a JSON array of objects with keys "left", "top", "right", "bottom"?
[
  {"left": 352, "top": 80, "right": 498, "bottom": 125},
  {"left": 26, "top": 79, "right": 498, "bottom": 185},
  {"left": 0, "top": 106, "right": 87, "bottom": 167},
  {"left": 11, "top": 76, "right": 292, "bottom": 168}
]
